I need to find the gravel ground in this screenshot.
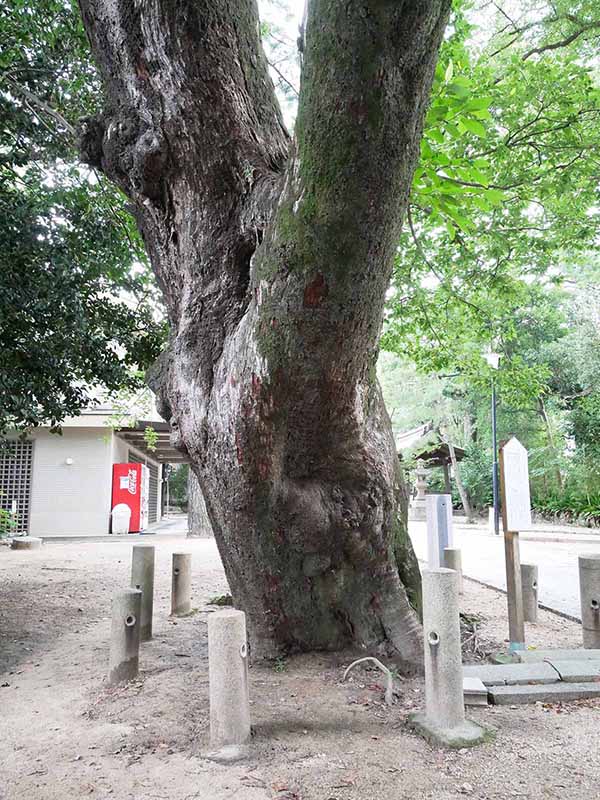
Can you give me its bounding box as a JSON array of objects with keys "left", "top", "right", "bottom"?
[{"left": 1, "top": 536, "right": 599, "bottom": 800}]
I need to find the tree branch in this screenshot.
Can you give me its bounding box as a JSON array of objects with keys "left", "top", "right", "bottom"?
[
  {"left": 522, "top": 20, "right": 600, "bottom": 60},
  {"left": 2, "top": 75, "right": 77, "bottom": 138},
  {"left": 266, "top": 57, "right": 299, "bottom": 97}
]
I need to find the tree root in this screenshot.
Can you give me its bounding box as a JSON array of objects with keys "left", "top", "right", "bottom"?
[{"left": 343, "top": 657, "right": 395, "bottom": 706}]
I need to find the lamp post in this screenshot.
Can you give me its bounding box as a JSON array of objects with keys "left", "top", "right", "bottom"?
[{"left": 484, "top": 351, "right": 501, "bottom": 536}]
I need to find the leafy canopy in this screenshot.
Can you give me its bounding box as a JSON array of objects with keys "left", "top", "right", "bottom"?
[
  {"left": 0, "top": 0, "right": 166, "bottom": 434},
  {"left": 383, "top": 0, "right": 600, "bottom": 407}
]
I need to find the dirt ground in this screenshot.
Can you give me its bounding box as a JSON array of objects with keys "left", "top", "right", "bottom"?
[{"left": 1, "top": 535, "right": 599, "bottom": 800}]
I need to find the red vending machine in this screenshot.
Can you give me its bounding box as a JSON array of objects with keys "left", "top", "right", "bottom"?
[{"left": 111, "top": 463, "right": 149, "bottom": 533}]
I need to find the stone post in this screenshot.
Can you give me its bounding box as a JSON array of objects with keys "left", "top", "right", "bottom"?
[
  {"left": 521, "top": 563, "right": 538, "bottom": 623},
  {"left": 579, "top": 555, "right": 600, "bottom": 648},
  {"left": 408, "top": 568, "right": 489, "bottom": 747},
  {"left": 171, "top": 552, "right": 192, "bottom": 616},
  {"left": 426, "top": 494, "right": 453, "bottom": 568},
  {"left": 108, "top": 588, "right": 142, "bottom": 685},
  {"left": 207, "top": 609, "right": 251, "bottom": 762},
  {"left": 444, "top": 547, "right": 463, "bottom": 595},
  {"left": 131, "top": 545, "right": 155, "bottom": 641}
]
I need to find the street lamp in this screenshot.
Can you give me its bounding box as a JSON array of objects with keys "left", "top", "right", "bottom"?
[{"left": 484, "top": 350, "right": 501, "bottom": 535}]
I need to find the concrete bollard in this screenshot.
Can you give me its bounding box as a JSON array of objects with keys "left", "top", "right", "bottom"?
[
  {"left": 207, "top": 609, "right": 251, "bottom": 762},
  {"left": 108, "top": 588, "right": 142, "bottom": 685},
  {"left": 426, "top": 494, "right": 453, "bottom": 568},
  {"left": 443, "top": 547, "right": 463, "bottom": 594},
  {"left": 423, "top": 569, "right": 464, "bottom": 730},
  {"left": 521, "top": 563, "right": 538, "bottom": 623},
  {"left": 171, "top": 552, "right": 192, "bottom": 616},
  {"left": 408, "top": 569, "right": 489, "bottom": 747},
  {"left": 131, "top": 545, "right": 155, "bottom": 641},
  {"left": 579, "top": 555, "right": 600, "bottom": 648}
]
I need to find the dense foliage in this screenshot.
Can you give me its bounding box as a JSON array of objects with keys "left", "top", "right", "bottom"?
[
  {"left": 381, "top": 264, "right": 600, "bottom": 523},
  {"left": 0, "top": 0, "right": 165, "bottom": 433},
  {"left": 167, "top": 464, "right": 189, "bottom": 510},
  {"left": 384, "top": 1, "right": 600, "bottom": 400},
  {"left": 378, "top": 0, "right": 600, "bottom": 523}
]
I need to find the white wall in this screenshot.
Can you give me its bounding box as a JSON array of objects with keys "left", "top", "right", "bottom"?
[
  {"left": 29, "top": 428, "right": 113, "bottom": 536},
  {"left": 24, "top": 429, "right": 163, "bottom": 536},
  {"left": 111, "top": 435, "right": 130, "bottom": 466}
]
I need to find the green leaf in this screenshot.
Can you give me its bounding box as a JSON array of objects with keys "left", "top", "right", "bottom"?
[
  {"left": 464, "top": 96, "right": 493, "bottom": 111},
  {"left": 428, "top": 127, "right": 445, "bottom": 144},
  {"left": 484, "top": 188, "right": 505, "bottom": 205},
  {"left": 447, "top": 82, "right": 470, "bottom": 99},
  {"left": 460, "top": 117, "right": 487, "bottom": 138}
]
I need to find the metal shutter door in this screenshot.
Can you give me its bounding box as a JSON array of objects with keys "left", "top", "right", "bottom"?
[{"left": 147, "top": 462, "right": 159, "bottom": 523}]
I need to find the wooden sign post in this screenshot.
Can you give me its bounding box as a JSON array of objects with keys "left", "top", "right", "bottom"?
[{"left": 499, "top": 437, "right": 531, "bottom": 652}]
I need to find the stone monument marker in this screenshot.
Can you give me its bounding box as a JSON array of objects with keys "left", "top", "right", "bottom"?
[
  {"left": 426, "top": 493, "right": 453, "bottom": 568},
  {"left": 499, "top": 437, "right": 531, "bottom": 651}
]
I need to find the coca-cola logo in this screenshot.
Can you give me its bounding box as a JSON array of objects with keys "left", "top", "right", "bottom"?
[{"left": 128, "top": 468, "right": 137, "bottom": 496}]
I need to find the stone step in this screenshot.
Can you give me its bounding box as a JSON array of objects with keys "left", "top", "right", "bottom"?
[
  {"left": 489, "top": 682, "right": 600, "bottom": 705},
  {"left": 462, "top": 661, "right": 559, "bottom": 687},
  {"left": 515, "top": 649, "right": 600, "bottom": 663},
  {"left": 463, "top": 677, "right": 488, "bottom": 706},
  {"left": 547, "top": 660, "right": 600, "bottom": 683}
]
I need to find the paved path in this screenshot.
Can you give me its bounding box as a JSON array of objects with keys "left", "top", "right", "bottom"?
[
  {"left": 39, "top": 513, "right": 188, "bottom": 541},
  {"left": 409, "top": 520, "right": 600, "bottom": 620}
]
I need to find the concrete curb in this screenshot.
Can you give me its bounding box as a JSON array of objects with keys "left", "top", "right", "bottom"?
[
  {"left": 40, "top": 533, "right": 160, "bottom": 543},
  {"left": 417, "top": 556, "right": 583, "bottom": 625},
  {"left": 462, "top": 573, "right": 582, "bottom": 625},
  {"left": 454, "top": 527, "right": 600, "bottom": 546},
  {"left": 519, "top": 535, "right": 600, "bottom": 545}
]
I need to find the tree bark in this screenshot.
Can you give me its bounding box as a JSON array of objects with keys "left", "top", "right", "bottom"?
[
  {"left": 448, "top": 441, "right": 474, "bottom": 523},
  {"left": 77, "top": 0, "right": 450, "bottom": 667},
  {"left": 442, "top": 462, "right": 452, "bottom": 494},
  {"left": 187, "top": 470, "right": 214, "bottom": 538},
  {"left": 537, "top": 397, "right": 563, "bottom": 489}
]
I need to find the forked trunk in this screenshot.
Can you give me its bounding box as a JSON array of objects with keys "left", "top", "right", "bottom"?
[{"left": 78, "top": 0, "right": 450, "bottom": 668}]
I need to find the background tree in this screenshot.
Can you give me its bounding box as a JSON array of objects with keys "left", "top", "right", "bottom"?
[
  {"left": 382, "top": 261, "right": 600, "bottom": 525},
  {"left": 0, "top": 0, "right": 165, "bottom": 434},
  {"left": 379, "top": 0, "right": 600, "bottom": 521},
  {"left": 187, "top": 470, "right": 214, "bottom": 539}
]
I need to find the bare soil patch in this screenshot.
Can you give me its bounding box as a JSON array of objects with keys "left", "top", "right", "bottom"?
[{"left": 1, "top": 537, "right": 599, "bottom": 800}]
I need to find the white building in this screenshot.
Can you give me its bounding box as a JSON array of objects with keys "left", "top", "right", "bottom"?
[{"left": 1, "top": 408, "right": 186, "bottom": 537}]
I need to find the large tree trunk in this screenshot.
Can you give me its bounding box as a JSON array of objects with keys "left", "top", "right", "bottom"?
[
  {"left": 187, "top": 470, "right": 213, "bottom": 538},
  {"left": 78, "top": 0, "right": 450, "bottom": 667}
]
